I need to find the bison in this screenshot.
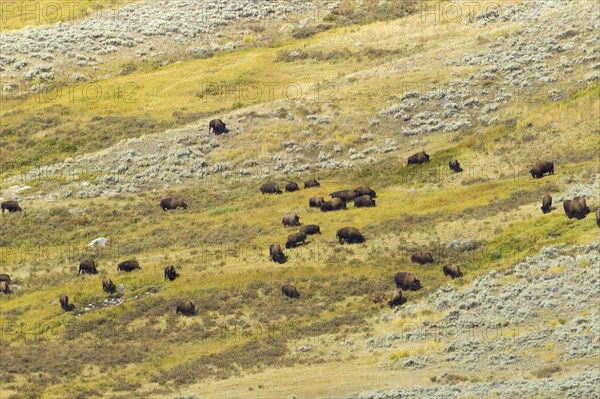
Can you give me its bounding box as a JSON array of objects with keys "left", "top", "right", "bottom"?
[
  {"left": 78, "top": 259, "right": 97, "bottom": 275},
  {"left": 449, "top": 159, "right": 463, "bottom": 172},
  {"left": 269, "top": 243, "right": 286, "bottom": 264},
  {"left": 388, "top": 289, "right": 404, "bottom": 308},
  {"left": 309, "top": 195, "right": 325, "bottom": 208},
  {"left": 281, "top": 284, "right": 300, "bottom": 298},
  {"left": 530, "top": 161, "right": 554, "bottom": 178},
  {"left": 102, "top": 277, "right": 116, "bottom": 294},
  {"left": 407, "top": 151, "right": 430, "bottom": 165},
  {"left": 336, "top": 227, "right": 365, "bottom": 244},
  {"left": 1, "top": 200, "right": 22, "bottom": 213},
  {"left": 443, "top": 263, "right": 463, "bottom": 279},
  {"left": 354, "top": 195, "right": 376, "bottom": 207},
  {"left": 0, "top": 281, "right": 11, "bottom": 294},
  {"left": 285, "top": 182, "right": 300, "bottom": 192},
  {"left": 260, "top": 182, "right": 282, "bottom": 194},
  {"left": 164, "top": 265, "right": 177, "bottom": 281},
  {"left": 118, "top": 259, "right": 141, "bottom": 272},
  {"left": 208, "top": 118, "right": 229, "bottom": 135},
  {"left": 330, "top": 189, "right": 357, "bottom": 202},
  {"left": 60, "top": 294, "right": 71, "bottom": 312},
  {"left": 372, "top": 292, "right": 386, "bottom": 304},
  {"left": 286, "top": 232, "right": 307, "bottom": 249},
  {"left": 300, "top": 224, "right": 321, "bottom": 235},
  {"left": 541, "top": 194, "right": 552, "bottom": 214},
  {"left": 563, "top": 197, "right": 590, "bottom": 220},
  {"left": 282, "top": 214, "right": 300, "bottom": 227},
  {"left": 160, "top": 197, "right": 187, "bottom": 211},
  {"left": 320, "top": 198, "right": 346, "bottom": 212},
  {"left": 394, "top": 272, "right": 421, "bottom": 291},
  {"left": 411, "top": 251, "right": 434, "bottom": 264},
  {"left": 354, "top": 186, "right": 376, "bottom": 198},
  {"left": 304, "top": 179, "right": 320, "bottom": 189},
  {"left": 0, "top": 274, "right": 10, "bottom": 284},
  {"left": 176, "top": 301, "right": 196, "bottom": 316}
]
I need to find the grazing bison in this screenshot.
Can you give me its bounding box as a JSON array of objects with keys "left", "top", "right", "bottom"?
[
  {"left": 563, "top": 197, "right": 590, "bottom": 220},
  {"left": 354, "top": 186, "right": 376, "bottom": 198},
  {"left": 309, "top": 195, "right": 325, "bottom": 208},
  {"left": 286, "top": 232, "right": 307, "bottom": 249},
  {"left": 394, "top": 272, "right": 421, "bottom": 291},
  {"left": 388, "top": 289, "right": 403, "bottom": 308},
  {"left": 411, "top": 251, "right": 434, "bottom": 264},
  {"left": 541, "top": 195, "right": 552, "bottom": 214},
  {"left": 372, "top": 292, "right": 386, "bottom": 304},
  {"left": 320, "top": 198, "right": 346, "bottom": 212},
  {"left": 118, "top": 259, "right": 141, "bottom": 272},
  {"left": 530, "top": 161, "right": 554, "bottom": 178},
  {"left": 78, "top": 259, "right": 97, "bottom": 275},
  {"left": 270, "top": 243, "right": 286, "bottom": 264},
  {"left": 443, "top": 263, "right": 463, "bottom": 279},
  {"left": 407, "top": 151, "right": 430, "bottom": 165},
  {"left": 176, "top": 301, "right": 196, "bottom": 316},
  {"left": 597, "top": 208, "right": 600, "bottom": 228},
  {"left": 282, "top": 214, "right": 300, "bottom": 227},
  {"left": 0, "top": 281, "right": 11, "bottom": 294},
  {"left": 449, "top": 159, "right": 463, "bottom": 172},
  {"left": 164, "top": 265, "right": 177, "bottom": 281},
  {"left": 285, "top": 182, "right": 300, "bottom": 192},
  {"left": 304, "top": 179, "right": 320, "bottom": 189},
  {"left": 281, "top": 284, "right": 300, "bottom": 298},
  {"left": 208, "top": 119, "right": 229, "bottom": 135},
  {"left": 160, "top": 197, "right": 187, "bottom": 211},
  {"left": 300, "top": 224, "right": 321, "bottom": 235},
  {"left": 102, "top": 277, "right": 116, "bottom": 294},
  {"left": 0, "top": 274, "right": 10, "bottom": 283},
  {"left": 336, "top": 227, "right": 365, "bottom": 244},
  {"left": 60, "top": 294, "right": 70, "bottom": 312},
  {"left": 1, "top": 200, "right": 22, "bottom": 213},
  {"left": 354, "top": 195, "right": 376, "bottom": 207},
  {"left": 260, "top": 182, "right": 282, "bottom": 194},
  {"left": 330, "top": 189, "right": 357, "bottom": 202}
]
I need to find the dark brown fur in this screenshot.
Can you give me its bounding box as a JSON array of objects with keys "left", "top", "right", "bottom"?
[
  {"left": 1, "top": 200, "right": 22, "bottom": 213},
  {"left": 388, "top": 289, "right": 403, "bottom": 307},
  {"left": 449, "top": 159, "right": 462, "bottom": 172},
  {"left": 78, "top": 259, "right": 97, "bottom": 275},
  {"left": 270, "top": 243, "right": 286, "bottom": 264},
  {"left": 118, "top": 259, "right": 141, "bottom": 272},
  {"left": 285, "top": 182, "right": 300, "bottom": 192},
  {"left": 407, "top": 151, "right": 430, "bottom": 165},
  {"left": 164, "top": 265, "right": 177, "bottom": 281},
  {"left": 354, "top": 186, "right": 376, "bottom": 198},
  {"left": 60, "top": 294, "right": 71, "bottom": 312},
  {"left": 102, "top": 277, "right": 116, "bottom": 294},
  {"left": 309, "top": 195, "right": 325, "bottom": 208},
  {"left": 260, "top": 182, "right": 282, "bottom": 194},
  {"left": 208, "top": 119, "right": 229, "bottom": 135},
  {"left": 300, "top": 224, "right": 321, "bottom": 235},
  {"left": 160, "top": 197, "right": 188, "bottom": 211},
  {"left": 541, "top": 194, "right": 552, "bottom": 214},
  {"left": 330, "top": 189, "right": 357, "bottom": 202},
  {"left": 563, "top": 197, "right": 590, "bottom": 220},
  {"left": 443, "top": 263, "right": 463, "bottom": 279},
  {"left": 176, "top": 301, "right": 196, "bottom": 316},
  {"left": 530, "top": 161, "right": 554, "bottom": 178},
  {"left": 282, "top": 214, "right": 300, "bottom": 227},
  {"left": 336, "top": 227, "right": 365, "bottom": 244},
  {"left": 393, "top": 272, "right": 421, "bottom": 291},
  {"left": 281, "top": 284, "right": 300, "bottom": 298},
  {"left": 0, "top": 274, "right": 11, "bottom": 284},
  {"left": 0, "top": 281, "right": 11, "bottom": 294},
  {"left": 411, "top": 251, "right": 434, "bottom": 264},
  {"left": 354, "top": 195, "right": 376, "bottom": 207},
  {"left": 286, "top": 232, "right": 307, "bottom": 249},
  {"left": 304, "top": 179, "right": 320, "bottom": 189}
]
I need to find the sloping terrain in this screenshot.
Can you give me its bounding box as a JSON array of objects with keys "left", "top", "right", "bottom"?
[{"left": 0, "top": 1, "right": 599, "bottom": 398}]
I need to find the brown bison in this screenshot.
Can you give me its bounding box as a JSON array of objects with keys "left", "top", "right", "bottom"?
[
  {"left": 281, "top": 284, "right": 300, "bottom": 298},
  {"left": 285, "top": 182, "right": 300, "bottom": 192},
  {"left": 0, "top": 274, "right": 10, "bottom": 283},
  {"left": 60, "top": 294, "right": 72, "bottom": 312},
  {"left": 388, "top": 289, "right": 404, "bottom": 307},
  {"left": 286, "top": 232, "right": 307, "bottom": 249},
  {"left": 118, "top": 259, "right": 141, "bottom": 272},
  {"left": 330, "top": 189, "right": 357, "bottom": 202},
  {"left": 309, "top": 195, "right": 325, "bottom": 208},
  {"left": 394, "top": 272, "right": 421, "bottom": 291},
  {"left": 320, "top": 198, "right": 346, "bottom": 212},
  {"left": 443, "top": 263, "right": 463, "bottom": 279},
  {"left": 270, "top": 243, "right": 286, "bottom": 264},
  {"left": 411, "top": 251, "right": 434, "bottom": 264},
  {"left": 304, "top": 179, "right": 320, "bottom": 189},
  {"left": 300, "top": 224, "right": 321, "bottom": 235},
  {"left": 0, "top": 281, "right": 11, "bottom": 294},
  {"left": 541, "top": 195, "right": 552, "bottom": 214},
  {"left": 372, "top": 292, "right": 386, "bottom": 304},
  {"left": 78, "top": 259, "right": 97, "bottom": 275},
  {"left": 354, "top": 195, "right": 376, "bottom": 207},
  {"left": 160, "top": 197, "right": 187, "bottom": 211},
  {"left": 597, "top": 208, "right": 600, "bottom": 228},
  {"left": 282, "top": 214, "right": 300, "bottom": 227},
  {"left": 449, "top": 159, "right": 462, "bottom": 172},
  {"left": 563, "top": 196, "right": 590, "bottom": 220},
  {"left": 1, "top": 200, "right": 22, "bottom": 213},
  {"left": 530, "top": 161, "right": 554, "bottom": 178},
  {"left": 176, "top": 301, "right": 196, "bottom": 316},
  {"left": 407, "top": 151, "right": 430, "bottom": 165},
  {"left": 336, "top": 227, "right": 365, "bottom": 244},
  {"left": 260, "top": 182, "right": 282, "bottom": 194},
  {"left": 164, "top": 265, "right": 177, "bottom": 281},
  {"left": 208, "top": 119, "right": 229, "bottom": 135},
  {"left": 102, "top": 277, "right": 116, "bottom": 294},
  {"left": 354, "top": 186, "right": 376, "bottom": 198}
]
